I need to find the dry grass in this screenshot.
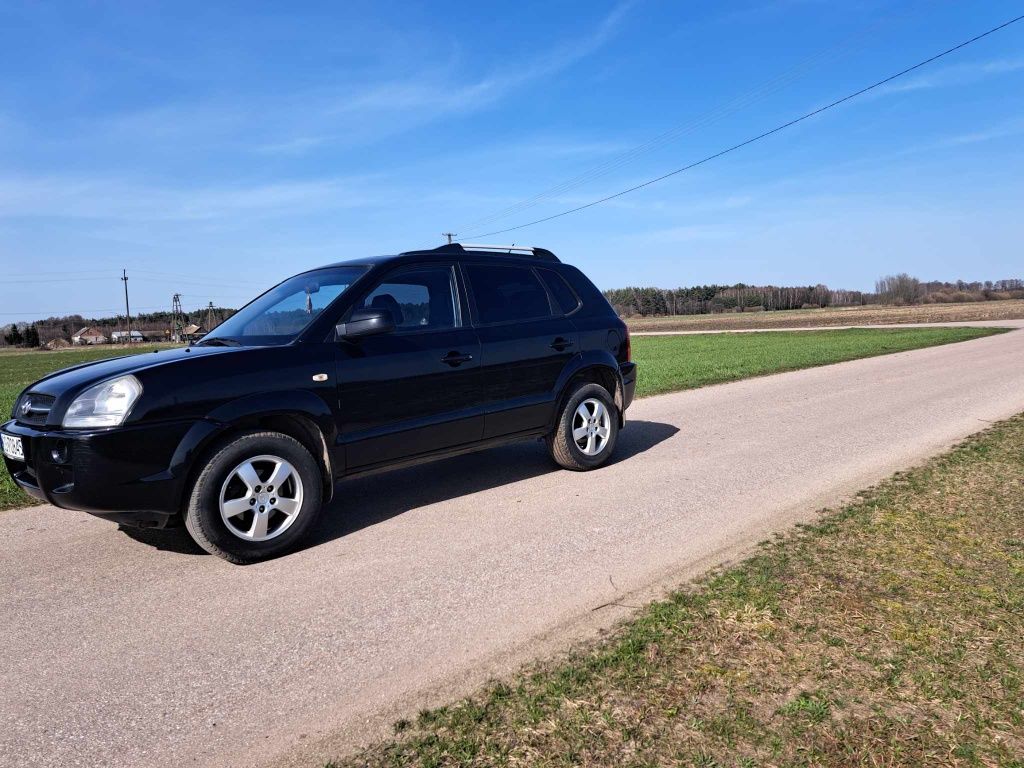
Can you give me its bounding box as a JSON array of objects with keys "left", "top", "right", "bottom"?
[
  {"left": 627, "top": 300, "right": 1024, "bottom": 333},
  {"left": 331, "top": 414, "right": 1024, "bottom": 768}
]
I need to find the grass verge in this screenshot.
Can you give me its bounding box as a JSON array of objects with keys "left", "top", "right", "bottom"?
[
  {"left": 328, "top": 412, "right": 1024, "bottom": 768},
  {"left": 632, "top": 326, "right": 1003, "bottom": 398}
]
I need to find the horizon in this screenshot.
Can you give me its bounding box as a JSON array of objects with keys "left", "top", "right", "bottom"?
[
  {"left": 2, "top": 1, "right": 1023, "bottom": 319},
  {"left": 5, "top": 273, "right": 1023, "bottom": 332}
]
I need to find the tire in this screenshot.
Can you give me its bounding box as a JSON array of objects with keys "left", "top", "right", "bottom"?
[
  {"left": 548, "top": 382, "right": 619, "bottom": 471},
  {"left": 184, "top": 430, "right": 324, "bottom": 564}
]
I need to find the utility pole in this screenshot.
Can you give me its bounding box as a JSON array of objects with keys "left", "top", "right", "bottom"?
[
  {"left": 171, "top": 293, "right": 183, "bottom": 343},
  {"left": 121, "top": 269, "right": 132, "bottom": 343},
  {"left": 442, "top": 232, "right": 456, "bottom": 244},
  {"left": 207, "top": 301, "right": 214, "bottom": 332}
]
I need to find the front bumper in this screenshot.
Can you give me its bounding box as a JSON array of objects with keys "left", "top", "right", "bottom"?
[{"left": 1, "top": 418, "right": 213, "bottom": 528}]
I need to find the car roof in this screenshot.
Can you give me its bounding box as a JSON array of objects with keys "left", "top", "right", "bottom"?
[{"left": 316, "top": 244, "right": 561, "bottom": 272}]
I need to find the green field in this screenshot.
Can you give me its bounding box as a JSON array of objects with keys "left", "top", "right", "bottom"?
[
  {"left": 632, "top": 326, "right": 1003, "bottom": 397},
  {"left": 329, "top": 412, "right": 1024, "bottom": 768},
  {"left": 0, "top": 326, "right": 1004, "bottom": 510}
]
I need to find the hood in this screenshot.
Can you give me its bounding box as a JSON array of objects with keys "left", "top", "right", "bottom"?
[{"left": 24, "top": 345, "right": 240, "bottom": 400}]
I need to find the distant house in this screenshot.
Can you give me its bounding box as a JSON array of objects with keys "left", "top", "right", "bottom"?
[
  {"left": 182, "top": 323, "right": 205, "bottom": 342},
  {"left": 72, "top": 327, "right": 107, "bottom": 345},
  {"left": 140, "top": 328, "right": 168, "bottom": 342},
  {"left": 110, "top": 330, "right": 146, "bottom": 343}
]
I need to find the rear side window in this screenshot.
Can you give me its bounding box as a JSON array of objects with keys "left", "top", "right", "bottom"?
[
  {"left": 537, "top": 268, "right": 581, "bottom": 315},
  {"left": 465, "top": 264, "right": 552, "bottom": 324}
]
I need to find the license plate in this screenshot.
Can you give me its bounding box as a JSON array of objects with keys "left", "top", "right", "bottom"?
[{"left": 1, "top": 433, "right": 24, "bottom": 461}]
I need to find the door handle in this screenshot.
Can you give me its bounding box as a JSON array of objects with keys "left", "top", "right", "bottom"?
[
  {"left": 550, "top": 337, "right": 574, "bottom": 352},
  {"left": 441, "top": 351, "right": 474, "bottom": 367}
]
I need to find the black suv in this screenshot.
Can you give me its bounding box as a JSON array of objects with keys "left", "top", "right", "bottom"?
[{"left": 2, "top": 244, "right": 636, "bottom": 562}]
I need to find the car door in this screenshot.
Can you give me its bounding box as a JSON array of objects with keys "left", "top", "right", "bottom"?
[
  {"left": 463, "top": 262, "right": 579, "bottom": 439},
  {"left": 335, "top": 263, "right": 483, "bottom": 469}
]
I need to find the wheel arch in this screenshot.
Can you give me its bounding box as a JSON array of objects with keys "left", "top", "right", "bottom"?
[
  {"left": 176, "top": 391, "right": 338, "bottom": 513},
  {"left": 551, "top": 352, "right": 625, "bottom": 431}
]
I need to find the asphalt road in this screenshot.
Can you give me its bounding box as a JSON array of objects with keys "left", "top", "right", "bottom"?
[{"left": 3, "top": 322, "right": 1024, "bottom": 768}]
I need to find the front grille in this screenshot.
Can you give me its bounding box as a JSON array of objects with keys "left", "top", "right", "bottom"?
[{"left": 14, "top": 393, "right": 55, "bottom": 425}]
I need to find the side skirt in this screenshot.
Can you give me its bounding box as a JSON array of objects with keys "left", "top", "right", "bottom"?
[{"left": 337, "top": 428, "right": 549, "bottom": 482}]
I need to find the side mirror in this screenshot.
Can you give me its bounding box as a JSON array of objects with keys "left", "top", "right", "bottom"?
[{"left": 336, "top": 307, "right": 395, "bottom": 339}]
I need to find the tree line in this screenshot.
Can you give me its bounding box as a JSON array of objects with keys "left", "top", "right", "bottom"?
[
  {"left": 1, "top": 307, "right": 237, "bottom": 348},
  {"left": 603, "top": 284, "right": 866, "bottom": 317},
  {"left": 604, "top": 276, "right": 1024, "bottom": 317},
  {"left": 874, "top": 275, "right": 1024, "bottom": 306}
]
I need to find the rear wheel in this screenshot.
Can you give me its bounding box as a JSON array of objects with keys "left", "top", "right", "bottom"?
[
  {"left": 184, "top": 431, "right": 323, "bottom": 563},
  {"left": 548, "top": 382, "right": 619, "bottom": 471}
]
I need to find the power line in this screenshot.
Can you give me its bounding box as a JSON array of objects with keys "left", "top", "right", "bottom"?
[
  {"left": 132, "top": 276, "right": 257, "bottom": 289},
  {"left": 175, "top": 292, "right": 254, "bottom": 298},
  {"left": 1, "top": 275, "right": 263, "bottom": 288},
  {"left": 132, "top": 275, "right": 265, "bottom": 288},
  {"left": 129, "top": 268, "right": 267, "bottom": 286},
  {"left": 0, "top": 306, "right": 168, "bottom": 316},
  {"left": 5, "top": 270, "right": 113, "bottom": 277},
  {"left": 453, "top": 11, "right": 899, "bottom": 235},
  {"left": 5, "top": 267, "right": 263, "bottom": 283},
  {"left": 0, "top": 300, "right": 238, "bottom": 318},
  {"left": 2, "top": 270, "right": 266, "bottom": 287},
  {"left": 3, "top": 277, "right": 116, "bottom": 284},
  {"left": 462, "top": 13, "right": 1024, "bottom": 240}
]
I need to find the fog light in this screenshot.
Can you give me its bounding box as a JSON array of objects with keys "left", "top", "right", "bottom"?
[{"left": 51, "top": 440, "right": 70, "bottom": 464}]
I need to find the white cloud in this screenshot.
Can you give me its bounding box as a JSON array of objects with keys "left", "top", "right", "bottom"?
[
  {"left": 0, "top": 175, "right": 379, "bottom": 221},
  {"left": 250, "top": 1, "right": 635, "bottom": 154},
  {"left": 89, "top": 2, "right": 635, "bottom": 159},
  {"left": 874, "top": 56, "right": 1024, "bottom": 97},
  {"left": 930, "top": 116, "right": 1024, "bottom": 148},
  {"left": 815, "top": 114, "right": 1024, "bottom": 171},
  {"left": 623, "top": 224, "right": 735, "bottom": 243}
]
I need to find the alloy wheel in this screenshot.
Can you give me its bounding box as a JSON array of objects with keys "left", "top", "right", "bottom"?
[
  {"left": 218, "top": 454, "right": 304, "bottom": 542},
  {"left": 572, "top": 397, "right": 612, "bottom": 456}
]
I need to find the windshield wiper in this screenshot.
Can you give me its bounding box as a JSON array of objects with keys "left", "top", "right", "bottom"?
[{"left": 197, "top": 337, "right": 242, "bottom": 347}]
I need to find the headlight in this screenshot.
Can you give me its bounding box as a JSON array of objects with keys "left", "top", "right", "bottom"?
[{"left": 63, "top": 375, "right": 143, "bottom": 428}]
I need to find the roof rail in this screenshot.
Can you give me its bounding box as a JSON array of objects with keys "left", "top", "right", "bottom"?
[{"left": 429, "top": 242, "right": 560, "bottom": 262}]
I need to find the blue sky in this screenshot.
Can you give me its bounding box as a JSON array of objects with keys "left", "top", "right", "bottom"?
[{"left": 1, "top": 0, "right": 1022, "bottom": 320}]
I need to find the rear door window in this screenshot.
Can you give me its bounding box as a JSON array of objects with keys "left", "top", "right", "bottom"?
[{"left": 465, "top": 264, "right": 553, "bottom": 325}]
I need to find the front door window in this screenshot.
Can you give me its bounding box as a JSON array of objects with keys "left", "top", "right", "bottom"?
[{"left": 356, "top": 266, "right": 460, "bottom": 331}]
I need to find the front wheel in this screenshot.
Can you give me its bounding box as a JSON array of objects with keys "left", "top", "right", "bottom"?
[
  {"left": 548, "top": 382, "right": 619, "bottom": 471},
  {"left": 184, "top": 431, "right": 323, "bottom": 563}
]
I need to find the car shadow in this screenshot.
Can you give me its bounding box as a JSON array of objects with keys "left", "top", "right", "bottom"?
[{"left": 121, "top": 419, "right": 679, "bottom": 558}]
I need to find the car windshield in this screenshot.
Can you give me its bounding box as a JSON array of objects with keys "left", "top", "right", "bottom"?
[{"left": 200, "top": 266, "right": 368, "bottom": 346}]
